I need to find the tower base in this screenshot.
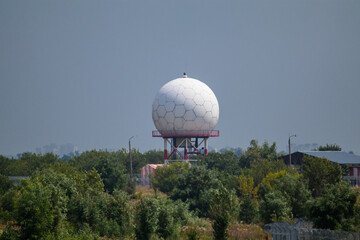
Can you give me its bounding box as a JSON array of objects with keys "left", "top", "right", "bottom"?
[{"left": 152, "top": 130, "right": 219, "bottom": 164}]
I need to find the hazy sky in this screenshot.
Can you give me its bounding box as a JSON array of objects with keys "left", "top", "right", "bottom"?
[{"left": 1, "top": 0, "right": 360, "bottom": 155}]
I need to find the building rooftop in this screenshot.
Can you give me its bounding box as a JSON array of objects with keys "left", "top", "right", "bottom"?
[{"left": 299, "top": 151, "right": 360, "bottom": 165}]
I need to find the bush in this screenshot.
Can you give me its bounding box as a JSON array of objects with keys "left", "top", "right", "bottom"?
[
  {"left": 258, "top": 171, "right": 311, "bottom": 218},
  {"left": 239, "top": 195, "right": 259, "bottom": 224},
  {"left": 259, "top": 191, "right": 292, "bottom": 223},
  {"left": 209, "top": 185, "right": 238, "bottom": 240},
  {"left": 307, "top": 181, "right": 358, "bottom": 230},
  {"left": 125, "top": 178, "right": 136, "bottom": 195},
  {"left": 0, "top": 227, "right": 21, "bottom": 240},
  {"left": 0, "top": 188, "right": 17, "bottom": 223},
  {"left": 2, "top": 165, "right": 133, "bottom": 240},
  {"left": 302, "top": 155, "right": 341, "bottom": 197},
  {"left": 69, "top": 150, "right": 128, "bottom": 194},
  {"left": 152, "top": 162, "right": 190, "bottom": 194},
  {"left": 171, "top": 165, "right": 220, "bottom": 217},
  {"left": 135, "top": 195, "right": 190, "bottom": 240},
  {"left": 0, "top": 175, "right": 13, "bottom": 195},
  {"left": 111, "top": 190, "right": 133, "bottom": 237}
]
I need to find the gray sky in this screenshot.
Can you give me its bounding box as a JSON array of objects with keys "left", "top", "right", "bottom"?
[{"left": 1, "top": 0, "right": 360, "bottom": 155}]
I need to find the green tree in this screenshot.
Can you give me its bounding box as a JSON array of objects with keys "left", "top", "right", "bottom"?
[
  {"left": 70, "top": 150, "right": 128, "bottom": 193},
  {"left": 152, "top": 162, "right": 190, "bottom": 194},
  {"left": 135, "top": 195, "right": 187, "bottom": 240},
  {"left": 259, "top": 191, "right": 292, "bottom": 223},
  {"left": 0, "top": 153, "right": 61, "bottom": 176},
  {"left": 209, "top": 185, "right": 238, "bottom": 240},
  {"left": 239, "top": 195, "right": 258, "bottom": 224},
  {"left": 87, "top": 189, "right": 133, "bottom": 238},
  {"left": 0, "top": 188, "right": 17, "bottom": 224},
  {"left": 273, "top": 175, "right": 310, "bottom": 218},
  {"left": 354, "top": 191, "right": 360, "bottom": 231},
  {"left": 6, "top": 160, "right": 30, "bottom": 176},
  {"left": 0, "top": 155, "right": 11, "bottom": 175},
  {"left": 1, "top": 163, "right": 134, "bottom": 240},
  {"left": 135, "top": 198, "right": 159, "bottom": 240},
  {"left": 0, "top": 174, "right": 13, "bottom": 195},
  {"left": 258, "top": 171, "right": 311, "bottom": 218},
  {"left": 94, "top": 157, "right": 127, "bottom": 193},
  {"left": 318, "top": 144, "right": 342, "bottom": 151},
  {"left": 25, "top": 152, "right": 60, "bottom": 171},
  {"left": 218, "top": 147, "right": 242, "bottom": 157},
  {"left": 307, "top": 181, "right": 358, "bottom": 230},
  {"left": 13, "top": 176, "right": 69, "bottom": 239},
  {"left": 236, "top": 174, "right": 258, "bottom": 199},
  {"left": 111, "top": 190, "right": 133, "bottom": 236},
  {"left": 302, "top": 155, "right": 341, "bottom": 197},
  {"left": 143, "top": 150, "right": 164, "bottom": 164},
  {"left": 201, "top": 150, "right": 241, "bottom": 175},
  {"left": 171, "top": 165, "right": 220, "bottom": 217},
  {"left": 239, "top": 140, "right": 279, "bottom": 168},
  {"left": 216, "top": 172, "right": 240, "bottom": 194},
  {"left": 250, "top": 159, "right": 289, "bottom": 186}
]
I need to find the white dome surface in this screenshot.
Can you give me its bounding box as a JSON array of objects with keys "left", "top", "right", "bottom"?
[{"left": 152, "top": 76, "right": 219, "bottom": 135}]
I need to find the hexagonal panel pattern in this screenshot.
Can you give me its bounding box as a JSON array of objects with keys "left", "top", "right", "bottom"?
[
  {"left": 165, "top": 101, "right": 175, "bottom": 112},
  {"left": 174, "top": 105, "right": 186, "bottom": 117},
  {"left": 184, "top": 110, "right": 196, "bottom": 121},
  {"left": 152, "top": 76, "right": 219, "bottom": 135}
]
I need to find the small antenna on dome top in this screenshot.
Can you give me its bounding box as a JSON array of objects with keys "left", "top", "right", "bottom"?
[{"left": 183, "top": 72, "right": 187, "bottom": 78}]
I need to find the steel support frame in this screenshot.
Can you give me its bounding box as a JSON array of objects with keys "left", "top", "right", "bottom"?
[{"left": 163, "top": 137, "right": 208, "bottom": 164}]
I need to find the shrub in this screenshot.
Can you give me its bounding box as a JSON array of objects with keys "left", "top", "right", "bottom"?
[
  {"left": 259, "top": 191, "right": 292, "bottom": 223},
  {"left": 239, "top": 195, "right": 259, "bottom": 224},
  {"left": 307, "top": 181, "right": 358, "bottom": 230},
  {"left": 171, "top": 165, "right": 220, "bottom": 217},
  {"left": 152, "top": 162, "right": 190, "bottom": 194},
  {"left": 209, "top": 186, "right": 238, "bottom": 240},
  {"left": 135, "top": 195, "right": 190, "bottom": 240},
  {"left": 0, "top": 175, "right": 13, "bottom": 195}
]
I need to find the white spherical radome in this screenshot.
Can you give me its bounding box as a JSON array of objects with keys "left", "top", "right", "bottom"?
[{"left": 152, "top": 76, "right": 219, "bottom": 136}]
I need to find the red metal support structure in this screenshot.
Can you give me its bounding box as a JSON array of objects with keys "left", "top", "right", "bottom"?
[
  {"left": 153, "top": 130, "right": 219, "bottom": 164},
  {"left": 164, "top": 138, "right": 168, "bottom": 160}
]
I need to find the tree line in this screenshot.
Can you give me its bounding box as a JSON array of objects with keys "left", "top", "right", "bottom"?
[{"left": 0, "top": 141, "right": 359, "bottom": 239}]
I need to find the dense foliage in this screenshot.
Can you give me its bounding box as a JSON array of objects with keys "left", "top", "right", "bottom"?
[
  {"left": 152, "top": 162, "right": 190, "bottom": 194},
  {"left": 0, "top": 140, "right": 359, "bottom": 240},
  {"left": 135, "top": 195, "right": 191, "bottom": 239},
  {"left": 307, "top": 181, "right": 358, "bottom": 231},
  {"left": 209, "top": 185, "right": 238, "bottom": 240},
  {"left": 0, "top": 174, "right": 12, "bottom": 195},
  {"left": 171, "top": 165, "right": 221, "bottom": 217},
  {"left": 302, "top": 155, "right": 342, "bottom": 197}
]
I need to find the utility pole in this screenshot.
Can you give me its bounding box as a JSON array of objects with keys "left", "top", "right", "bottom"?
[
  {"left": 288, "top": 134, "right": 296, "bottom": 166},
  {"left": 129, "top": 136, "right": 134, "bottom": 178}
]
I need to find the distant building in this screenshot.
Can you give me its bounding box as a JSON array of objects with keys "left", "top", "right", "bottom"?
[
  {"left": 35, "top": 143, "right": 78, "bottom": 157},
  {"left": 140, "top": 164, "right": 164, "bottom": 185},
  {"left": 281, "top": 151, "right": 360, "bottom": 186}
]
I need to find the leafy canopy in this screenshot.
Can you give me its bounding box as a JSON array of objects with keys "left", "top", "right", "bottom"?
[
  {"left": 302, "top": 155, "right": 341, "bottom": 197},
  {"left": 171, "top": 165, "right": 221, "bottom": 217},
  {"left": 239, "top": 140, "right": 279, "bottom": 168},
  {"left": 152, "top": 162, "right": 190, "bottom": 194},
  {"left": 307, "top": 181, "right": 358, "bottom": 231}
]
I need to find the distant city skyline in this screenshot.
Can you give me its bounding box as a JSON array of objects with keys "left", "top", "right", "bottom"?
[
  {"left": 1, "top": 1, "right": 359, "bottom": 155},
  {"left": 35, "top": 143, "right": 78, "bottom": 156}
]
